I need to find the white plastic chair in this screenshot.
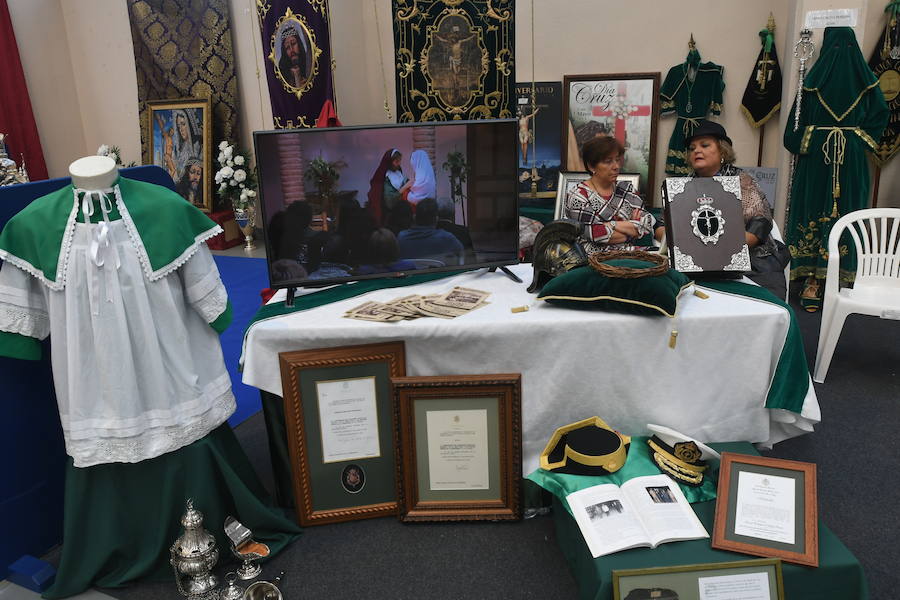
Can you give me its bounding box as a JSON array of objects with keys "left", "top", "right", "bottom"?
[{"left": 813, "top": 208, "right": 900, "bottom": 383}]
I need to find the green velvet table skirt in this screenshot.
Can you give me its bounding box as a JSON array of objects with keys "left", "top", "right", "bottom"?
[
  {"left": 44, "top": 423, "right": 301, "bottom": 599},
  {"left": 550, "top": 442, "right": 868, "bottom": 600}
]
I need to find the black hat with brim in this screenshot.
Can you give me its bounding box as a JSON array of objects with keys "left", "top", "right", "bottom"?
[{"left": 684, "top": 119, "right": 733, "bottom": 147}]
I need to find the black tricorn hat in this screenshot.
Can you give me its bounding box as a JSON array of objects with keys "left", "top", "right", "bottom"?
[
  {"left": 527, "top": 219, "right": 588, "bottom": 293},
  {"left": 684, "top": 119, "right": 733, "bottom": 147},
  {"left": 540, "top": 417, "right": 631, "bottom": 476}
]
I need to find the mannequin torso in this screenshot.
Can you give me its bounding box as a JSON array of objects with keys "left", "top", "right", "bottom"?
[{"left": 69, "top": 155, "right": 118, "bottom": 189}]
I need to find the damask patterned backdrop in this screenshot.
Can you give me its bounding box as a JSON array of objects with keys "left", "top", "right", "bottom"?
[
  {"left": 128, "top": 0, "right": 239, "bottom": 165},
  {"left": 392, "top": 0, "right": 515, "bottom": 122}
]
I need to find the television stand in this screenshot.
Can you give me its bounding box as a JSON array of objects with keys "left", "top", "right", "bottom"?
[
  {"left": 285, "top": 287, "right": 296, "bottom": 308},
  {"left": 490, "top": 266, "right": 523, "bottom": 284}
]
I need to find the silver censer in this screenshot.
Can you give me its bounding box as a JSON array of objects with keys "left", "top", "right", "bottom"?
[{"left": 170, "top": 499, "right": 220, "bottom": 599}]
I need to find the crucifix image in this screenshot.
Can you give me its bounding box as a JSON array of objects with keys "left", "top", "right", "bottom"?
[{"left": 591, "top": 82, "right": 651, "bottom": 147}]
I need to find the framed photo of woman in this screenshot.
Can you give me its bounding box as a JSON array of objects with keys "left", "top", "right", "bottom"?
[
  {"left": 562, "top": 73, "right": 660, "bottom": 202},
  {"left": 146, "top": 97, "right": 213, "bottom": 212}
]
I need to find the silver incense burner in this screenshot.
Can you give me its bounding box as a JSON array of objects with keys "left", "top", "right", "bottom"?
[
  {"left": 170, "top": 499, "right": 220, "bottom": 599},
  {"left": 224, "top": 515, "right": 269, "bottom": 580}
]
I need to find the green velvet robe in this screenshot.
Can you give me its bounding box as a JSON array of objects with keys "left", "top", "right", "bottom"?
[
  {"left": 784, "top": 28, "right": 890, "bottom": 283},
  {"left": 660, "top": 59, "right": 725, "bottom": 175}
]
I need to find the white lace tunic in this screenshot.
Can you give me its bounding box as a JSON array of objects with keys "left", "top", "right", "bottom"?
[{"left": 0, "top": 217, "right": 235, "bottom": 467}]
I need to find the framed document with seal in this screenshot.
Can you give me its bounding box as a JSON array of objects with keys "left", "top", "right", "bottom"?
[
  {"left": 392, "top": 374, "right": 522, "bottom": 522},
  {"left": 712, "top": 453, "right": 818, "bottom": 567},
  {"left": 278, "top": 341, "right": 406, "bottom": 526},
  {"left": 613, "top": 558, "right": 784, "bottom": 600}
]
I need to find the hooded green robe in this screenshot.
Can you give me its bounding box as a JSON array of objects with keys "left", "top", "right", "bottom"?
[{"left": 784, "top": 27, "right": 890, "bottom": 283}]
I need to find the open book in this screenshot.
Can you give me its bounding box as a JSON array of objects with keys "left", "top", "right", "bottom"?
[{"left": 567, "top": 474, "right": 708, "bottom": 558}]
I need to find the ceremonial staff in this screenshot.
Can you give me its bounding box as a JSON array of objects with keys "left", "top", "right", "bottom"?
[{"left": 784, "top": 28, "right": 815, "bottom": 226}]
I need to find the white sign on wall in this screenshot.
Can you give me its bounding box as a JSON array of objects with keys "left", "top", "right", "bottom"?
[{"left": 804, "top": 8, "right": 859, "bottom": 29}]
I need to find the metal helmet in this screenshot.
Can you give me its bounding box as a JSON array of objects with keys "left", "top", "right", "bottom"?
[{"left": 527, "top": 219, "right": 588, "bottom": 293}]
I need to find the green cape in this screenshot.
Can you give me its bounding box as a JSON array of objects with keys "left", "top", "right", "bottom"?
[{"left": 0, "top": 176, "right": 221, "bottom": 290}]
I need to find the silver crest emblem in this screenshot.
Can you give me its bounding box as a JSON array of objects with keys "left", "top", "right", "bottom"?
[{"left": 690, "top": 193, "right": 725, "bottom": 245}]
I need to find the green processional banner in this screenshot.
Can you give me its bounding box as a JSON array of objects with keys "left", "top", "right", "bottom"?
[{"left": 392, "top": 0, "right": 515, "bottom": 122}]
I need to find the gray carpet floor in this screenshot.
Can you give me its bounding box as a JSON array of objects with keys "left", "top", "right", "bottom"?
[{"left": 53, "top": 298, "right": 900, "bottom": 600}]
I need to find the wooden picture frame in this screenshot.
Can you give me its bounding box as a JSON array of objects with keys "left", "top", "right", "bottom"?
[
  {"left": 146, "top": 97, "right": 213, "bottom": 212},
  {"left": 562, "top": 73, "right": 660, "bottom": 202},
  {"left": 713, "top": 453, "right": 818, "bottom": 567},
  {"left": 279, "top": 341, "right": 406, "bottom": 526},
  {"left": 613, "top": 558, "right": 785, "bottom": 600},
  {"left": 392, "top": 374, "right": 522, "bottom": 522}
]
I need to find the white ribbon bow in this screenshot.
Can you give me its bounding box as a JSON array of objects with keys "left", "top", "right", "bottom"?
[{"left": 76, "top": 188, "right": 121, "bottom": 315}]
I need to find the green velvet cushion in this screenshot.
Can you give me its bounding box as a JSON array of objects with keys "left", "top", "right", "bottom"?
[{"left": 537, "top": 260, "right": 691, "bottom": 316}]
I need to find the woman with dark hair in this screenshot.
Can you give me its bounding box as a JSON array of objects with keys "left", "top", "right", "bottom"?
[
  {"left": 565, "top": 136, "right": 655, "bottom": 254},
  {"left": 367, "top": 148, "right": 408, "bottom": 226}
]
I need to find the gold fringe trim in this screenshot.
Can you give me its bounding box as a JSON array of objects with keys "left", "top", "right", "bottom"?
[{"left": 740, "top": 102, "right": 781, "bottom": 129}]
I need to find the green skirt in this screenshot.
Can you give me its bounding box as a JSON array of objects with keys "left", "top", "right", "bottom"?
[{"left": 43, "top": 423, "right": 301, "bottom": 599}]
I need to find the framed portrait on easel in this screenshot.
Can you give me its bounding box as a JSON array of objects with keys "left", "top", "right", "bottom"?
[
  {"left": 146, "top": 97, "right": 213, "bottom": 212},
  {"left": 562, "top": 73, "right": 660, "bottom": 203}
]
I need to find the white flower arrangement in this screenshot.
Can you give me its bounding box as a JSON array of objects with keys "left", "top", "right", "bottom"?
[
  {"left": 97, "top": 144, "right": 136, "bottom": 167},
  {"left": 214, "top": 141, "right": 257, "bottom": 211}
]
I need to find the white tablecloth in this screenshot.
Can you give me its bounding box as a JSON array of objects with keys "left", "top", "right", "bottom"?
[{"left": 241, "top": 263, "right": 819, "bottom": 474}]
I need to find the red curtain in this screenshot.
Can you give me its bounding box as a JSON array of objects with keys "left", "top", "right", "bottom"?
[{"left": 0, "top": 0, "right": 48, "bottom": 180}]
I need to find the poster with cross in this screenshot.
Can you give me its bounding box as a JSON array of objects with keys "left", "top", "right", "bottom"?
[{"left": 563, "top": 73, "right": 660, "bottom": 202}]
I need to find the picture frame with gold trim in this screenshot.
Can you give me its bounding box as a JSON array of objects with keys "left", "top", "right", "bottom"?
[
  {"left": 392, "top": 374, "right": 522, "bottom": 522},
  {"left": 146, "top": 97, "right": 213, "bottom": 212},
  {"left": 278, "top": 341, "right": 406, "bottom": 526},
  {"left": 613, "top": 558, "right": 785, "bottom": 600}
]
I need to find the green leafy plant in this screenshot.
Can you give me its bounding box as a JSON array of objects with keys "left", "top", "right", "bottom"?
[{"left": 304, "top": 155, "right": 347, "bottom": 199}]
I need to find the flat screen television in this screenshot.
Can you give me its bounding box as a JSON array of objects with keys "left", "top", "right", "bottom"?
[{"left": 253, "top": 119, "right": 519, "bottom": 290}]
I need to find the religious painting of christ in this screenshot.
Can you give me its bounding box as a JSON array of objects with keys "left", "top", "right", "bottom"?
[
  {"left": 422, "top": 13, "right": 486, "bottom": 111},
  {"left": 393, "top": 0, "right": 514, "bottom": 122},
  {"left": 562, "top": 73, "right": 661, "bottom": 203}
]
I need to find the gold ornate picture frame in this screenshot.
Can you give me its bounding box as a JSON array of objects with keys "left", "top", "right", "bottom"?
[
  {"left": 613, "top": 558, "right": 785, "bottom": 600},
  {"left": 392, "top": 374, "right": 522, "bottom": 522},
  {"left": 146, "top": 97, "right": 213, "bottom": 212},
  {"left": 279, "top": 341, "right": 406, "bottom": 526},
  {"left": 268, "top": 7, "right": 323, "bottom": 100}
]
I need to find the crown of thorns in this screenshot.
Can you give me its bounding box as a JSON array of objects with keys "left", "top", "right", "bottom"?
[{"left": 281, "top": 25, "right": 299, "bottom": 42}]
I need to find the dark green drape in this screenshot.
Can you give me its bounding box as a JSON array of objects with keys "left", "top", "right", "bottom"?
[{"left": 43, "top": 425, "right": 300, "bottom": 599}]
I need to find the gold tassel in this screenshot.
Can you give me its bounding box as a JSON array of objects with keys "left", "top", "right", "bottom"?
[
  {"left": 693, "top": 289, "right": 709, "bottom": 299},
  {"left": 831, "top": 199, "right": 839, "bottom": 218},
  {"left": 669, "top": 330, "right": 678, "bottom": 349}
]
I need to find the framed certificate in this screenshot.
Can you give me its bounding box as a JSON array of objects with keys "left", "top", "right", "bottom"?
[
  {"left": 392, "top": 374, "right": 522, "bottom": 522},
  {"left": 278, "top": 341, "right": 406, "bottom": 526},
  {"left": 613, "top": 558, "right": 784, "bottom": 600},
  {"left": 712, "top": 453, "right": 818, "bottom": 567}
]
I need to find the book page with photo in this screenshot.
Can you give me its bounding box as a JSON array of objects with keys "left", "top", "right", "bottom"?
[{"left": 567, "top": 474, "right": 708, "bottom": 558}]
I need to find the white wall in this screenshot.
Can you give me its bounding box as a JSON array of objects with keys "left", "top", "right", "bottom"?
[{"left": 7, "top": 0, "right": 898, "bottom": 210}]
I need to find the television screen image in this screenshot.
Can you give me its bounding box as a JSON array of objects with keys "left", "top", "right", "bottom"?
[{"left": 254, "top": 120, "right": 519, "bottom": 289}]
